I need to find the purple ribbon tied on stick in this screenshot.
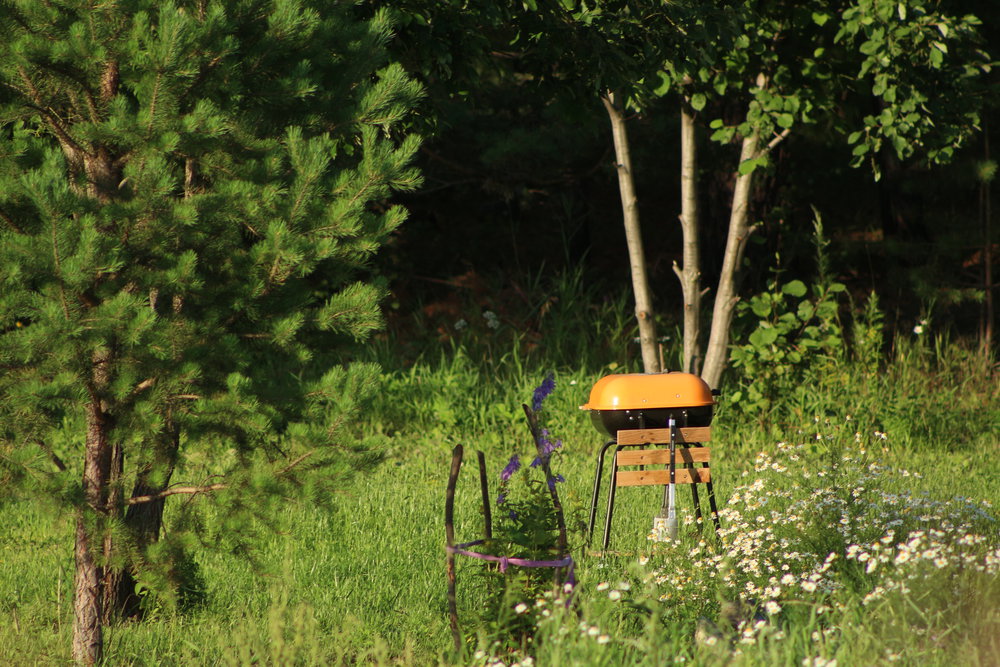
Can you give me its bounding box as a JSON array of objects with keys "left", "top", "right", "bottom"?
[{"left": 445, "top": 539, "right": 577, "bottom": 604}]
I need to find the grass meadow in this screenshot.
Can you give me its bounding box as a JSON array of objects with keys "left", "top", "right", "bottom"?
[{"left": 1, "top": 276, "right": 998, "bottom": 665}]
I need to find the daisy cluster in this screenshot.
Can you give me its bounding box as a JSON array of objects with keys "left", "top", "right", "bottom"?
[
  {"left": 469, "top": 585, "right": 597, "bottom": 667},
  {"left": 643, "top": 431, "right": 998, "bottom": 648}
]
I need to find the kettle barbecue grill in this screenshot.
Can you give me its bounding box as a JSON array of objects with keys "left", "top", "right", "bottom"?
[{"left": 583, "top": 372, "right": 721, "bottom": 550}]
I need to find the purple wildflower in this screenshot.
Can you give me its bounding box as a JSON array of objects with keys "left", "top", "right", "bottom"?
[
  {"left": 496, "top": 491, "right": 506, "bottom": 505},
  {"left": 500, "top": 454, "right": 521, "bottom": 481},
  {"left": 547, "top": 474, "right": 566, "bottom": 492},
  {"left": 508, "top": 509, "right": 518, "bottom": 520},
  {"left": 531, "top": 372, "right": 556, "bottom": 412},
  {"left": 530, "top": 428, "right": 563, "bottom": 467}
]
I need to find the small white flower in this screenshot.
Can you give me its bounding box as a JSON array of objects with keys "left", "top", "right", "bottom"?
[
  {"left": 596, "top": 581, "right": 610, "bottom": 591},
  {"left": 608, "top": 590, "right": 622, "bottom": 601},
  {"left": 454, "top": 319, "right": 468, "bottom": 330},
  {"left": 514, "top": 602, "right": 528, "bottom": 614},
  {"left": 596, "top": 634, "right": 611, "bottom": 644}
]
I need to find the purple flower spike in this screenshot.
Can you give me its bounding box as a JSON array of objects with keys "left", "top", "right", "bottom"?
[
  {"left": 531, "top": 372, "right": 556, "bottom": 411},
  {"left": 539, "top": 429, "right": 562, "bottom": 456},
  {"left": 500, "top": 454, "right": 521, "bottom": 481},
  {"left": 497, "top": 492, "right": 506, "bottom": 505},
  {"left": 547, "top": 474, "right": 566, "bottom": 492}
]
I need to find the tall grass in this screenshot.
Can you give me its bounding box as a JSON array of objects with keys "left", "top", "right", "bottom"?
[{"left": 1, "top": 269, "right": 997, "bottom": 665}]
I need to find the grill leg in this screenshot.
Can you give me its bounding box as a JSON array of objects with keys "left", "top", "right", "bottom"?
[
  {"left": 706, "top": 476, "right": 721, "bottom": 533},
  {"left": 587, "top": 440, "right": 616, "bottom": 545},
  {"left": 602, "top": 445, "right": 623, "bottom": 551},
  {"left": 690, "top": 478, "right": 702, "bottom": 529}
]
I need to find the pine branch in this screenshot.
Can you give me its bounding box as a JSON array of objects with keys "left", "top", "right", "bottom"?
[
  {"left": 124, "top": 451, "right": 314, "bottom": 506},
  {"left": 17, "top": 67, "right": 88, "bottom": 161},
  {"left": 277, "top": 451, "right": 314, "bottom": 476},
  {"left": 35, "top": 440, "right": 67, "bottom": 472},
  {"left": 125, "top": 483, "right": 227, "bottom": 505},
  {"left": 0, "top": 207, "right": 25, "bottom": 234}
]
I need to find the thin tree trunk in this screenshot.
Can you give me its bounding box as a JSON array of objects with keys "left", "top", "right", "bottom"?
[
  {"left": 701, "top": 131, "right": 760, "bottom": 389},
  {"left": 72, "top": 512, "right": 102, "bottom": 666},
  {"left": 73, "top": 354, "right": 113, "bottom": 665},
  {"left": 602, "top": 90, "right": 660, "bottom": 373},
  {"left": 100, "top": 439, "right": 124, "bottom": 624},
  {"left": 674, "top": 101, "right": 702, "bottom": 374}
]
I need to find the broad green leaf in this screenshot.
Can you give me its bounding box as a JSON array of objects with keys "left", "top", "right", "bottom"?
[
  {"left": 749, "top": 327, "right": 779, "bottom": 347},
  {"left": 690, "top": 93, "right": 707, "bottom": 111},
  {"left": 751, "top": 298, "right": 772, "bottom": 318},
  {"left": 782, "top": 280, "right": 807, "bottom": 297},
  {"left": 653, "top": 71, "right": 672, "bottom": 97},
  {"left": 738, "top": 157, "right": 758, "bottom": 176},
  {"left": 776, "top": 113, "right": 794, "bottom": 129},
  {"left": 812, "top": 12, "right": 830, "bottom": 26}
]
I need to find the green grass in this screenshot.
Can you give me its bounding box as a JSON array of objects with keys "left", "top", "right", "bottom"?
[{"left": 1, "top": 322, "right": 998, "bottom": 665}]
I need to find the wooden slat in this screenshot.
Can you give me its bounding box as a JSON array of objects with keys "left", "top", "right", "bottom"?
[
  {"left": 616, "top": 468, "right": 711, "bottom": 486},
  {"left": 616, "top": 447, "right": 710, "bottom": 466},
  {"left": 616, "top": 426, "right": 711, "bottom": 445}
]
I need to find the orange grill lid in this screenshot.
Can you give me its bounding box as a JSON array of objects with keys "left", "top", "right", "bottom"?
[{"left": 580, "top": 372, "right": 715, "bottom": 411}]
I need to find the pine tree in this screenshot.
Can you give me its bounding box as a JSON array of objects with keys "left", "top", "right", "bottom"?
[{"left": 0, "top": 1, "right": 421, "bottom": 663}]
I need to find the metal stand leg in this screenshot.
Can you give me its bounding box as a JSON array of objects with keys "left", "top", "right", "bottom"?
[
  {"left": 706, "top": 477, "right": 721, "bottom": 533},
  {"left": 587, "top": 441, "right": 616, "bottom": 545},
  {"left": 690, "top": 479, "right": 702, "bottom": 529},
  {"left": 602, "top": 445, "right": 623, "bottom": 550}
]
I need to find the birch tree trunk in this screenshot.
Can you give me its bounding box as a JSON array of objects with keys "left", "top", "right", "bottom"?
[
  {"left": 602, "top": 90, "right": 660, "bottom": 373},
  {"left": 674, "top": 102, "right": 702, "bottom": 374},
  {"left": 700, "top": 131, "right": 760, "bottom": 389}
]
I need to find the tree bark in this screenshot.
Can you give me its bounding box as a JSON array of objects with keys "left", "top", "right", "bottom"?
[
  {"left": 675, "top": 101, "right": 702, "bottom": 374},
  {"left": 701, "top": 130, "right": 760, "bottom": 389},
  {"left": 100, "top": 440, "right": 125, "bottom": 624},
  {"left": 72, "top": 511, "right": 102, "bottom": 666},
  {"left": 602, "top": 90, "right": 660, "bottom": 373},
  {"left": 73, "top": 352, "right": 113, "bottom": 665}
]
